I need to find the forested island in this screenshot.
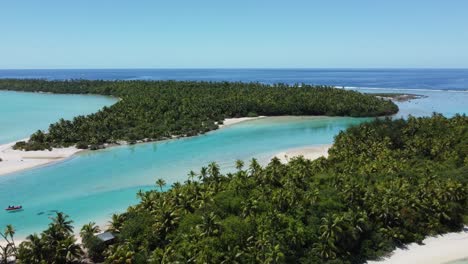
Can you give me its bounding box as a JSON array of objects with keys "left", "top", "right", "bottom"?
[
  {"left": 0, "top": 79, "right": 398, "bottom": 151},
  {"left": 2, "top": 114, "right": 466, "bottom": 263}
]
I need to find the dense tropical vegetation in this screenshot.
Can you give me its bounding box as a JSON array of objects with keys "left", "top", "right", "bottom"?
[
  {"left": 0, "top": 79, "right": 398, "bottom": 150},
  {"left": 2, "top": 114, "right": 466, "bottom": 263},
  {"left": 1, "top": 213, "right": 82, "bottom": 264}
]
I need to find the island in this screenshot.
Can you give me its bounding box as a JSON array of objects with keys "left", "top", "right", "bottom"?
[
  {"left": 0, "top": 79, "right": 398, "bottom": 151},
  {"left": 2, "top": 114, "right": 466, "bottom": 264},
  {"left": 1, "top": 80, "right": 465, "bottom": 264}
]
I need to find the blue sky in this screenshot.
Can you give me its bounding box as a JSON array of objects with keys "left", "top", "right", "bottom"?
[{"left": 1, "top": 0, "right": 467, "bottom": 69}]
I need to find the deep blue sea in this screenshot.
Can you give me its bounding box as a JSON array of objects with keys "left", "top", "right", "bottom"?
[
  {"left": 0, "top": 69, "right": 467, "bottom": 239},
  {"left": 0, "top": 68, "right": 467, "bottom": 90}
]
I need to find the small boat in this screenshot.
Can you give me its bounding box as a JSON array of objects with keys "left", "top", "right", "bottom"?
[{"left": 5, "top": 205, "right": 22, "bottom": 211}]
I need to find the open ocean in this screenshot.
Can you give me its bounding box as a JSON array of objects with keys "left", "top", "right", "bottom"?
[{"left": 0, "top": 68, "right": 467, "bottom": 91}]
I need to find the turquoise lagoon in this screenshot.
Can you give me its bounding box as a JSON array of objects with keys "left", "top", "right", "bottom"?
[
  {"left": 0, "top": 116, "right": 368, "bottom": 236},
  {"left": 0, "top": 88, "right": 467, "bottom": 238},
  {"left": 0, "top": 91, "right": 117, "bottom": 144}
]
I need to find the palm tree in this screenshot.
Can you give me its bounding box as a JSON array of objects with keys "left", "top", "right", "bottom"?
[
  {"left": 316, "top": 213, "right": 345, "bottom": 259},
  {"left": 235, "top": 159, "right": 244, "bottom": 171},
  {"left": 199, "top": 166, "right": 208, "bottom": 182},
  {"left": 172, "top": 181, "right": 182, "bottom": 190},
  {"left": 19, "top": 213, "right": 81, "bottom": 263},
  {"left": 177, "top": 192, "right": 195, "bottom": 214},
  {"left": 187, "top": 170, "right": 197, "bottom": 182},
  {"left": 136, "top": 189, "right": 145, "bottom": 199},
  {"left": 17, "top": 234, "right": 43, "bottom": 264},
  {"left": 80, "top": 222, "right": 101, "bottom": 241},
  {"left": 241, "top": 198, "right": 259, "bottom": 218},
  {"left": 156, "top": 178, "right": 166, "bottom": 192},
  {"left": 55, "top": 236, "right": 83, "bottom": 263},
  {"left": 0, "top": 243, "right": 14, "bottom": 264},
  {"left": 221, "top": 245, "right": 244, "bottom": 264},
  {"left": 105, "top": 242, "right": 135, "bottom": 263},
  {"left": 249, "top": 158, "right": 262, "bottom": 177},
  {"left": 4, "top": 225, "right": 17, "bottom": 253},
  {"left": 138, "top": 191, "right": 156, "bottom": 211},
  {"left": 197, "top": 212, "right": 220, "bottom": 237},
  {"left": 155, "top": 208, "right": 180, "bottom": 236},
  {"left": 313, "top": 240, "right": 337, "bottom": 260},
  {"left": 50, "top": 212, "right": 74, "bottom": 235},
  {"left": 0, "top": 225, "right": 17, "bottom": 262},
  {"left": 198, "top": 190, "right": 214, "bottom": 212},
  {"left": 208, "top": 162, "right": 220, "bottom": 178},
  {"left": 108, "top": 213, "right": 125, "bottom": 233},
  {"left": 319, "top": 214, "right": 344, "bottom": 242}
]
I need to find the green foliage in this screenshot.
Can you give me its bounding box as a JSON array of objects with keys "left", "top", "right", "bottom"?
[
  {"left": 106, "top": 114, "right": 467, "bottom": 263},
  {"left": 83, "top": 236, "right": 106, "bottom": 263},
  {"left": 17, "top": 212, "right": 83, "bottom": 264},
  {"left": 80, "top": 222, "right": 104, "bottom": 262},
  {"left": 11, "top": 114, "right": 467, "bottom": 263},
  {"left": 0, "top": 79, "right": 398, "bottom": 150},
  {"left": 0, "top": 225, "right": 18, "bottom": 263}
]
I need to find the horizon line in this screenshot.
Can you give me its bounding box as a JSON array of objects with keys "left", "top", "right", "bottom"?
[{"left": 1, "top": 67, "right": 468, "bottom": 70}]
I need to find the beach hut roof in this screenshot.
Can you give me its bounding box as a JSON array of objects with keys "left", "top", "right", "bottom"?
[{"left": 96, "top": 231, "right": 115, "bottom": 242}]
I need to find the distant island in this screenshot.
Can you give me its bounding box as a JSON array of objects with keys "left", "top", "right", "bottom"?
[{"left": 0, "top": 79, "right": 398, "bottom": 151}]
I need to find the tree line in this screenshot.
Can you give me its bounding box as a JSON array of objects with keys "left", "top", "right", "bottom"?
[
  {"left": 0, "top": 79, "right": 398, "bottom": 150},
  {"left": 3, "top": 114, "right": 466, "bottom": 263}
]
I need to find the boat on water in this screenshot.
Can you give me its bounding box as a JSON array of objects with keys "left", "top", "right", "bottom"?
[{"left": 5, "top": 205, "right": 22, "bottom": 212}]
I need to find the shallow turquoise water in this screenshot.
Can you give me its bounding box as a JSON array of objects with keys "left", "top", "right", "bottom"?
[
  {"left": 0, "top": 88, "right": 466, "bottom": 238},
  {"left": 0, "top": 116, "right": 368, "bottom": 236},
  {"left": 0, "top": 91, "right": 117, "bottom": 144}
]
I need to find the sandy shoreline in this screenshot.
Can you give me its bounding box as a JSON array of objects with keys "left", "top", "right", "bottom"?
[
  {"left": 367, "top": 227, "right": 468, "bottom": 264},
  {"left": 0, "top": 116, "right": 266, "bottom": 177},
  {"left": 0, "top": 139, "right": 82, "bottom": 177},
  {"left": 218, "top": 116, "right": 266, "bottom": 128},
  {"left": 273, "top": 144, "right": 331, "bottom": 163},
  {"left": 273, "top": 145, "right": 468, "bottom": 263}
]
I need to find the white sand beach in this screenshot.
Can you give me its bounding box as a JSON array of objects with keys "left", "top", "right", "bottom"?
[
  {"left": 368, "top": 227, "right": 468, "bottom": 264},
  {"left": 0, "top": 139, "right": 81, "bottom": 177},
  {"left": 274, "top": 144, "right": 331, "bottom": 163},
  {"left": 218, "top": 116, "right": 266, "bottom": 128},
  {"left": 0, "top": 116, "right": 264, "bottom": 177}
]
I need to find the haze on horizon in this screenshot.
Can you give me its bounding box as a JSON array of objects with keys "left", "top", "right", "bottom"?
[{"left": 1, "top": 0, "right": 467, "bottom": 69}]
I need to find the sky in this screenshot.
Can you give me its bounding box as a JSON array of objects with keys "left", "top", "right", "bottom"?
[{"left": 1, "top": 0, "right": 467, "bottom": 69}]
